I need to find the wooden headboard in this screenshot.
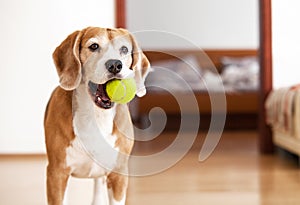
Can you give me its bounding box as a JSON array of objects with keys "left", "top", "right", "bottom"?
[
  {"left": 144, "top": 49, "right": 258, "bottom": 72},
  {"left": 133, "top": 49, "right": 259, "bottom": 115}
]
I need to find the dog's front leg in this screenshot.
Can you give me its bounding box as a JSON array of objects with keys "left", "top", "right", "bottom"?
[
  {"left": 46, "top": 165, "right": 70, "bottom": 205},
  {"left": 107, "top": 173, "right": 128, "bottom": 205},
  {"left": 92, "top": 177, "right": 109, "bottom": 205}
]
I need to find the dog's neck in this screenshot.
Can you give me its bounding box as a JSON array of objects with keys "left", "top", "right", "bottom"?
[{"left": 72, "top": 83, "right": 116, "bottom": 139}]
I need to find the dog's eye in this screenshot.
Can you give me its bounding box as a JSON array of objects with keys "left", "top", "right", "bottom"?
[
  {"left": 120, "top": 46, "right": 128, "bottom": 55},
  {"left": 89, "top": 43, "right": 100, "bottom": 51}
]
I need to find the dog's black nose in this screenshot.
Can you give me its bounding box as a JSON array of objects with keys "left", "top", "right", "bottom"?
[{"left": 105, "top": 59, "right": 122, "bottom": 74}]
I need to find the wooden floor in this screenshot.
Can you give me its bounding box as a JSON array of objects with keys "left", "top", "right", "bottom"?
[{"left": 1, "top": 131, "right": 300, "bottom": 205}]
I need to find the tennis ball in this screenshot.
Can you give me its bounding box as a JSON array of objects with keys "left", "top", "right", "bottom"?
[{"left": 106, "top": 78, "right": 136, "bottom": 104}]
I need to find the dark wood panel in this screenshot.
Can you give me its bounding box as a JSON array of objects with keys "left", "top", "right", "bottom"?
[
  {"left": 115, "top": 0, "right": 126, "bottom": 28},
  {"left": 136, "top": 91, "right": 258, "bottom": 115},
  {"left": 259, "top": 0, "right": 274, "bottom": 153}
]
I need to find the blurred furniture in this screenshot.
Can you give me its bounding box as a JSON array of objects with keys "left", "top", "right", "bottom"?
[
  {"left": 130, "top": 49, "right": 259, "bottom": 130},
  {"left": 266, "top": 86, "right": 300, "bottom": 157}
]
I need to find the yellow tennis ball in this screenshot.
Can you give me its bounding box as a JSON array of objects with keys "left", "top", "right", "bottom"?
[{"left": 106, "top": 78, "right": 136, "bottom": 104}]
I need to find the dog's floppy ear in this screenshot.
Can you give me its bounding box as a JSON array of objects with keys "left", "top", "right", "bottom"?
[
  {"left": 53, "top": 30, "right": 83, "bottom": 90},
  {"left": 130, "top": 35, "right": 150, "bottom": 97}
]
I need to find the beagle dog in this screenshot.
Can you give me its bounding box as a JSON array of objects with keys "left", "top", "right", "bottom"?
[{"left": 44, "top": 27, "right": 150, "bottom": 205}]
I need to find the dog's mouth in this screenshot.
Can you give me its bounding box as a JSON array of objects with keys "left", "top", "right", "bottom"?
[{"left": 88, "top": 81, "right": 114, "bottom": 109}]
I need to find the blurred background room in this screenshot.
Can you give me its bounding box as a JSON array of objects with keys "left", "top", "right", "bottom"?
[{"left": 1, "top": 0, "right": 300, "bottom": 204}]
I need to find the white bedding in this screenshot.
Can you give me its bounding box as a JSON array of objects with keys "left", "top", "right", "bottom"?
[
  {"left": 265, "top": 85, "right": 300, "bottom": 139},
  {"left": 146, "top": 55, "right": 259, "bottom": 93}
]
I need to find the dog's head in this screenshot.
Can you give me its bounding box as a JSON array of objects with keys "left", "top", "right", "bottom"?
[{"left": 53, "top": 27, "right": 150, "bottom": 109}]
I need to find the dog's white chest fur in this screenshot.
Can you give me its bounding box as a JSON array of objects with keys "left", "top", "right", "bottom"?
[{"left": 65, "top": 84, "right": 118, "bottom": 178}]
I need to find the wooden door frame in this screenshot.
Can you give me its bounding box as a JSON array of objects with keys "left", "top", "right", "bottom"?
[
  {"left": 259, "top": 0, "right": 273, "bottom": 153},
  {"left": 115, "top": 0, "right": 275, "bottom": 153},
  {"left": 115, "top": 0, "right": 126, "bottom": 28}
]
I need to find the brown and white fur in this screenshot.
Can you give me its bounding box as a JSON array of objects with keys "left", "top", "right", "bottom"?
[{"left": 44, "top": 27, "right": 150, "bottom": 205}]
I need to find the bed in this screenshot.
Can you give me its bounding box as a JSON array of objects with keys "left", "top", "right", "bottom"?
[
  {"left": 130, "top": 49, "right": 259, "bottom": 130},
  {"left": 265, "top": 85, "right": 300, "bottom": 156}
]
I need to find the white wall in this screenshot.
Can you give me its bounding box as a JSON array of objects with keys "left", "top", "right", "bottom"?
[
  {"left": 127, "top": 0, "right": 259, "bottom": 49},
  {"left": 0, "top": 0, "right": 115, "bottom": 154},
  {"left": 272, "top": 0, "right": 300, "bottom": 89}
]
